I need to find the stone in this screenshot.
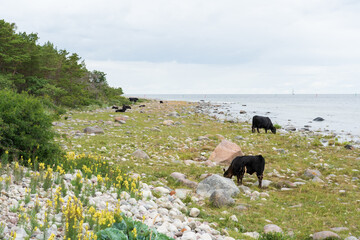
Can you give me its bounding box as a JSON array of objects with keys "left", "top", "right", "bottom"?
[
  {"left": 163, "top": 120, "right": 174, "bottom": 126},
  {"left": 175, "top": 189, "right": 192, "bottom": 199},
  {"left": 170, "top": 172, "right": 198, "bottom": 188},
  {"left": 243, "top": 232, "right": 260, "bottom": 239},
  {"left": 330, "top": 227, "right": 349, "bottom": 232},
  {"left": 182, "top": 231, "right": 196, "bottom": 240},
  {"left": 304, "top": 169, "right": 322, "bottom": 178},
  {"left": 313, "top": 117, "right": 325, "bottom": 122},
  {"left": 153, "top": 187, "right": 170, "bottom": 195},
  {"left": 168, "top": 111, "right": 180, "bottom": 117},
  {"left": 253, "top": 180, "right": 272, "bottom": 188},
  {"left": 344, "top": 237, "right": 358, "bottom": 240},
  {"left": 312, "top": 176, "right": 324, "bottom": 183},
  {"left": 264, "top": 224, "right": 283, "bottom": 234},
  {"left": 209, "top": 189, "right": 235, "bottom": 208},
  {"left": 344, "top": 144, "right": 354, "bottom": 150},
  {"left": 189, "top": 208, "right": 200, "bottom": 217},
  {"left": 114, "top": 115, "right": 129, "bottom": 122},
  {"left": 239, "top": 110, "right": 246, "bottom": 114},
  {"left": 235, "top": 204, "right": 248, "bottom": 211},
  {"left": 285, "top": 126, "right": 296, "bottom": 131},
  {"left": 132, "top": 149, "right": 150, "bottom": 159},
  {"left": 208, "top": 139, "right": 243, "bottom": 165},
  {"left": 83, "top": 126, "right": 104, "bottom": 134},
  {"left": 230, "top": 215, "right": 238, "bottom": 222},
  {"left": 312, "top": 231, "right": 340, "bottom": 239},
  {"left": 196, "top": 174, "right": 240, "bottom": 198}
]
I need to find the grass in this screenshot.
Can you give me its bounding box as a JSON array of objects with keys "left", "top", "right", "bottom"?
[{"left": 54, "top": 100, "right": 360, "bottom": 239}]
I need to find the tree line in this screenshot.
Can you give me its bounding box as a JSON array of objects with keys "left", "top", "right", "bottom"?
[{"left": 0, "top": 19, "right": 127, "bottom": 109}]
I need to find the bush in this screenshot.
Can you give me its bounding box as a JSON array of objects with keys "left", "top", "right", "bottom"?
[
  {"left": 0, "top": 90, "right": 63, "bottom": 165},
  {"left": 273, "top": 124, "right": 282, "bottom": 129}
]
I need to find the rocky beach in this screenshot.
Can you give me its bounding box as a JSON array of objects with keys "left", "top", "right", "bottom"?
[{"left": 1, "top": 100, "right": 360, "bottom": 239}]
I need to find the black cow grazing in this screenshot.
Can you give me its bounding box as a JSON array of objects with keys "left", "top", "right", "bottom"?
[
  {"left": 139, "top": 105, "right": 145, "bottom": 107},
  {"left": 252, "top": 115, "right": 276, "bottom": 134},
  {"left": 223, "top": 155, "right": 265, "bottom": 188},
  {"left": 160, "top": 101, "right": 163, "bottom": 104},
  {"left": 129, "top": 97, "right": 139, "bottom": 103},
  {"left": 115, "top": 105, "right": 131, "bottom": 112}
]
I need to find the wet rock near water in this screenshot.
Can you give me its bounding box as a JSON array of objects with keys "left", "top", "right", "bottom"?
[{"left": 313, "top": 117, "right": 325, "bottom": 122}]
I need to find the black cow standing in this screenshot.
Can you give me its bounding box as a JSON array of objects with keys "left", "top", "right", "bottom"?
[
  {"left": 252, "top": 115, "right": 276, "bottom": 134},
  {"left": 160, "top": 100, "right": 163, "bottom": 104},
  {"left": 223, "top": 155, "right": 265, "bottom": 188},
  {"left": 115, "top": 105, "right": 131, "bottom": 112},
  {"left": 129, "top": 97, "right": 139, "bottom": 103}
]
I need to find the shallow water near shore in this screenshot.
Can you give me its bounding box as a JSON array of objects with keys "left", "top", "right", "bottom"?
[{"left": 134, "top": 94, "right": 360, "bottom": 141}]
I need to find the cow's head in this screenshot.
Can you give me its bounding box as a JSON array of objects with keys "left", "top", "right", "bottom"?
[
  {"left": 271, "top": 127, "right": 276, "bottom": 134},
  {"left": 223, "top": 168, "right": 233, "bottom": 178}
]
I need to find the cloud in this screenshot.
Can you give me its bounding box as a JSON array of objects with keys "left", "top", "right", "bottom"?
[{"left": 1, "top": 0, "right": 360, "bottom": 93}]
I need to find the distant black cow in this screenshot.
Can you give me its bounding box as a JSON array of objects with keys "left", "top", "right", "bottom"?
[
  {"left": 112, "top": 105, "right": 119, "bottom": 109},
  {"left": 223, "top": 155, "right": 265, "bottom": 188},
  {"left": 129, "top": 97, "right": 139, "bottom": 103},
  {"left": 115, "top": 105, "right": 131, "bottom": 112},
  {"left": 139, "top": 105, "right": 145, "bottom": 107},
  {"left": 252, "top": 115, "right": 276, "bottom": 134},
  {"left": 160, "top": 101, "right": 163, "bottom": 104}
]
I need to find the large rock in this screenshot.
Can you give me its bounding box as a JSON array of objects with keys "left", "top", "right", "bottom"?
[
  {"left": 132, "top": 149, "right": 150, "bottom": 159},
  {"left": 209, "top": 189, "right": 235, "bottom": 208},
  {"left": 208, "top": 140, "right": 243, "bottom": 165},
  {"left": 196, "top": 174, "right": 240, "bottom": 198},
  {"left": 312, "top": 231, "right": 340, "bottom": 240},
  {"left": 83, "top": 126, "right": 104, "bottom": 134}
]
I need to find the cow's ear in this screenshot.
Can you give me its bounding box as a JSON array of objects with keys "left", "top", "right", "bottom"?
[{"left": 223, "top": 168, "right": 226, "bottom": 172}]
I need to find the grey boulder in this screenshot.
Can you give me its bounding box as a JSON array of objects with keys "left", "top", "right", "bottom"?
[{"left": 196, "top": 174, "right": 240, "bottom": 198}]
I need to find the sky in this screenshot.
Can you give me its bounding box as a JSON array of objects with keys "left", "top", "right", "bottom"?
[{"left": 1, "top": 0, "right": 360, "bottom": 94}]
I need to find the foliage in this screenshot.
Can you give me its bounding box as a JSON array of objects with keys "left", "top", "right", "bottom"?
[
  {"left": 273, "top": 123, "right": 282, "bottom": 129},
  {"left": 0, "top": 90, "right": 63, "bottom": 164},
  {"left": 97, "top": 215, "right": 174, "bottom": 240},
  {"left": 0, "top": 19, "right": 125, "bottom": 108}
]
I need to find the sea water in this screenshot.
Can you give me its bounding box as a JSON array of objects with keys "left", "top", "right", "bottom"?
[{"left": 132, "top": 94, "right": 360, "bottom": 141}]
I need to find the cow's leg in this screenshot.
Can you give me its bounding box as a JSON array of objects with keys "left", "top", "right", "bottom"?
[
  {"left": 239, "top": 168, "right": 245, "bottom": 185},
  {"left": 252, "top": 127, "right": 255, "bottom": 133},
  {"left": 257, "top": 174, "right": 263, "bottom": 188},
  {"left": 265, "top": 129, "right": 268, "bottom": 133},
  {"left": 257, "top": 128, "right": 260, "bottom": 133},
  {"left": 236, "top": 173, "right": 240, "bottom": 185}
]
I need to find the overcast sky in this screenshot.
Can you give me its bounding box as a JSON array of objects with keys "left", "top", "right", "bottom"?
[{"left": 1, "top": 0, "right": 360, "bottom": 94}]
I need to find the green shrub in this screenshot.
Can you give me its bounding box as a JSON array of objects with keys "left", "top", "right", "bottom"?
[
  {"left": 0, "top": 90, "right": 63, "bottom": 165},
  {"left": 273, "top": 124, "right": 282, "bottom": 129}
]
